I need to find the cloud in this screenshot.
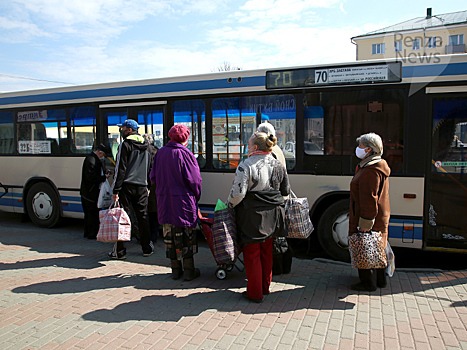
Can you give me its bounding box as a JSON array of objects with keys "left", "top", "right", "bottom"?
[{"left": 0, "top": 0, "right": 358, "bottom": 91}]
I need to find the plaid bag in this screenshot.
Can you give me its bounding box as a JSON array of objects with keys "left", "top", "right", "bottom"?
[
  {"left": 285, "top": 191, "right": 314, "bottom": 239},
  {"left": 97, "top": 201, "right": 131, "bottom": 243},
  {"left": 348, "top": 231, "right": 387, "bottom": 269},
  {"left": 212, "top": 208, "right": 238, "bottom": 265}
]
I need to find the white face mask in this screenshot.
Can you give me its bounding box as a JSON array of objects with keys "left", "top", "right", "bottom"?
[{"left": 355, "top": 146, "right": 368, "bottom": 159}]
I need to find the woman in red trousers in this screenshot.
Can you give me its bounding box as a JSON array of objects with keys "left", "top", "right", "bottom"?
[{"left": 228, "top": 132, "right": 290, "bottom": 303}]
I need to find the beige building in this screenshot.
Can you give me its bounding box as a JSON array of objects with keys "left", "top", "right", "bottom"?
[{"left": 352, "top": 8, "right": 467, "bottom": 60}]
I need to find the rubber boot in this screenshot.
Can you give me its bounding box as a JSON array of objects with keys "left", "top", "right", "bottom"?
[
  {"left": 183, "top": 257, "right": 200, "bottom": 281},
  {"left": 170, "top": 259, "right": 183, "bottom": 280}
]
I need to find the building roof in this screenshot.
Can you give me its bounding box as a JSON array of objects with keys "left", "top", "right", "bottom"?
[{"left": 353, "top": 9, "right": 467, "bottom": 39}]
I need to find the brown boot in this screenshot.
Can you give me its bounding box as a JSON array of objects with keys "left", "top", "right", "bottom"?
[
  {"left": 170, "top": 259, "right": 183, "bottom": 280},
  {"left": 183, "top": 257, "right": 200, "bottom": 281}
]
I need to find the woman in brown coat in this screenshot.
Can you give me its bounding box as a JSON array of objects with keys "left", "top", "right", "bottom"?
[{"left": 349, "top": 132, "right": 391, "bottom": 292}]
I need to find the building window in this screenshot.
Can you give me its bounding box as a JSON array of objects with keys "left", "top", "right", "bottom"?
[
  {"left": 412, "top": 38, "right": 421, "bottom": 50},
  {"left": 449, "top": 34, "right": 464, "bottom": 45},
  {"left": 372, "top": 43, "right": 385, "bottom": 55},
  {"left": 394, "top": 40, "right": 402, "bottom": 52},
  {"left": 427, "top": 37, "right": 438, "bottom": 48}
]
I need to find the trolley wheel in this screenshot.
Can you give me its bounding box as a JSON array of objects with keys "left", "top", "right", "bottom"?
[
  {"left": 26, "top": 182, "right": 61, "bottom": 228},
  {"left": 226, "top": 265, "right": 234, "bottom": 272},
  {"left": 215, "top": 268, "right": 227, "bottom": 280},
  {"left": 317, "top": 199, "right": 351, "bottom": 262}
]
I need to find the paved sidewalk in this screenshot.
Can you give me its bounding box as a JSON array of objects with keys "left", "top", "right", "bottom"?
[{"left": 0, "top": 217, "right": 466, "bottom": 350}]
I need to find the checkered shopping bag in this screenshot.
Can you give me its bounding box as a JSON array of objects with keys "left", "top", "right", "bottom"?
[
  {"left": 97, "top": 201, "right": 131, "bottom": 242},
  {"left": 212, "top": 208, "right": 238, "bottom": 265},
  {"left": 285, "top": 191, "right": 314, "bottom": 239}
]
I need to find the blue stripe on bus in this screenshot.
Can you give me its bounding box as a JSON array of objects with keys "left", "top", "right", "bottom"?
[
  {"left": 62, "top": 202, "right": 84, "bottom": 213},
  {"left": 0, "top": 76, "right": 265, "bottom": 106},
  {"left": 388, "top": 218, "right": 423, "bottom": 240},
  {"left": 1, "top": 62, "right": 467, "bottom": 107},
  {"left": 403, "top": 61, "right": 467, "bottom": 78}
]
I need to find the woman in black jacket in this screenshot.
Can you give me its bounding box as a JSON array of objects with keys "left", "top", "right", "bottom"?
[{"left": 80, "top": 143, "right": 111, "bottom": 239}]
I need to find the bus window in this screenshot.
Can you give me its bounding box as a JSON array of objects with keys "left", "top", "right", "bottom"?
[
  {"left": 212, "top": 97, "right": 253, "bottom": 170},
  {"left": 0, "top": 111, "right": 14, "bottom": 154},
  {"left": 70, "top": 106, "right": 97, "bottom": 155},
  {"left": 429, "top": 97, "right": 467, "bottom": 249},
  {"left": 212, "top": 94, "right": 296, "bottom": 170},
  {"left": 304, "top": 105, "right": 324, "bottom": 156},
  {"left": 104, "top": 110, "right": 128, "bottom": 159},
  {"left": 139, "top": 108, "right": 164, "bottom": 150},
  {"left": 304, "top": 89, "right": 404, "bottom": 174},
  {"left": 173, "top": 100, "right": 206, "bottom": 168},
  {"left": 244, "top": 94, "right": 296, "bottom": 170},
  {"left": 16, "top": 109, "right": 67, "bottom": 155}
]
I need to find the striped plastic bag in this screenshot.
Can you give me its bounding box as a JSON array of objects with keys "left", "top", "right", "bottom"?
[{"left": 97, "top": 201, "right": 131, "bottom": 243}]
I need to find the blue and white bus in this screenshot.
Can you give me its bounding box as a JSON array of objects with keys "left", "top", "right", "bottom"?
[{"left": 0, "top": 54, "right": 466, "bottom": 261}]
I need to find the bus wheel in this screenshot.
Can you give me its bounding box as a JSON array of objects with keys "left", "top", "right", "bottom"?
[
  {"left": 317, "top": 199, "right": 350, "bottom": 262},
  {"left": 26, "top": 182, "right": 61, "bottom": 228}
]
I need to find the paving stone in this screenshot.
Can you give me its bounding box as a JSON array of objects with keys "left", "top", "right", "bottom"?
[{"left": 0, "top": 219, "right": 466, "bottom": 350}]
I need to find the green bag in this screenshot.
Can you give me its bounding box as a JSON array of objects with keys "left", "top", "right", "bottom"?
[{"left": 215, "top": 199, "right": 228, "bottom": 212}]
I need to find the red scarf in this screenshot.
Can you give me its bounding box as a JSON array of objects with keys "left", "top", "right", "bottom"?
[{"left": 248, "top": 150, "right": 270, "bottom": 157}]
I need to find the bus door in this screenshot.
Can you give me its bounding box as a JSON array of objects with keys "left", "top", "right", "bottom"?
[
  {"left": 427, "top": 95, "right": 467, "bottom": 250},
  {"left": 101, "top": 103, "right": 165, "bottom": 161}
]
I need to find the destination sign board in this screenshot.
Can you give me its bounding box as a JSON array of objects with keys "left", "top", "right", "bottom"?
[{"left": 266, "top": 62, "right": 402, "bottom": 89}]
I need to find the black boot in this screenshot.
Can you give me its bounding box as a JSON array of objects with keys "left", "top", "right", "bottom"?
[
  {"left": 170, "top": 259, "right": 183, "bottom": 280},
  {"left": 183, "top": 257, "right": 200, "bottom": 281},
  {"left": 376, "top": 268, "right": 387, "bottom": 288},
  {"left": 351, "top": 269, "right": 376, "bottom": 292}
]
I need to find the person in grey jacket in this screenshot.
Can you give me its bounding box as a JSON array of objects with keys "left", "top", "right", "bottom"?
[
  {"left": 109, "top": 119, "right": 153, "bottom": 259},
  {"left": 228, "top": 131, "right": 290, "bottom": 303}
]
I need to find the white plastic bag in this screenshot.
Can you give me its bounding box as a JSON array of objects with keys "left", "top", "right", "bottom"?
[
  {"left": 385, "top": 242, "right": 395, "bottom": 277},
  {"left": 97, "top": 180, "right": 112, "bottom": 209}
]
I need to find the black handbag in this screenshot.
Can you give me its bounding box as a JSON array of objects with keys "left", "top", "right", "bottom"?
[{"left": 272, "top": 237, "right": 293, "bottom": 275}]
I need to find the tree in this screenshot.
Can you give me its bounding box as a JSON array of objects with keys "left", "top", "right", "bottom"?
[{"left": 214, "top": 61, "right": 242, "bottom": 72}]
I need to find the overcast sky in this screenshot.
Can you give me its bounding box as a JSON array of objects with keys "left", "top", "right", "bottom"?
[{"left": 0, "top": 0, "right": 465, "bottom": 92}]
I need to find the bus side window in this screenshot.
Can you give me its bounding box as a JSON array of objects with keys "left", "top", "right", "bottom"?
[
  {"left": 59, "top": 139, "right": 76, "bottom": 154},
  {"left": 0, "top": 128, "right": 14, "bottom": 154},
  {"left": 47, "top": 138, "right": 59, "bottom": 154}
]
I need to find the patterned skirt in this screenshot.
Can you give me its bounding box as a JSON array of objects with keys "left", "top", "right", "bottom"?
[{"left": 162, "top": 224, "right": 198, "bottom": 260}]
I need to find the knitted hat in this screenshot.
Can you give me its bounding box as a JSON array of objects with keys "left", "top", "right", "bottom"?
[
  {"left": 96, "top": 143, "right": 112, "bottom": 157},
  {"left": 168, "top": 124, "right": 190, "bottom": 144}
]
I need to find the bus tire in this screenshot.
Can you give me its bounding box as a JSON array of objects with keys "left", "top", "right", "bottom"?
[
  {"left": 317, "top": 199, "right": 351, "bottom": 262},
  {"left": 26, "top": 182, "right": 61, "bottom": 228}
]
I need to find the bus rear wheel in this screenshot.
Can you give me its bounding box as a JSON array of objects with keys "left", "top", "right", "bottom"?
[
  {"left": 26, "top": 182, "right": 61, "bottom": 228},
  {"left": 317, "top": 199, "right": 351, "bottom": 262}
]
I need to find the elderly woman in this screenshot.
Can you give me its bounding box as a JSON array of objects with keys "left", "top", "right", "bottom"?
[
  {"left": 349, "top": 132, "right": 391, "bottom": 292},
  {"left": 256, "top": 122, "right": 286, "bottom": 167},
  {"left": 228, "top": 131, "right": 290, "bottom": 302},
  {"left": 150, "top": 124, "right": 202, "bottom": 281}
]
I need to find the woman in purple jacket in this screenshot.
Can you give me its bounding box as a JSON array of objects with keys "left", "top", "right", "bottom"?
[{"left": 150, "top": 124, "right": 202, "bottom": 281}]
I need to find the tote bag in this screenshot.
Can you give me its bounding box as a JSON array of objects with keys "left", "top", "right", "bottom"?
[
  {"left": 285, "top": 191, "right": 314, "bottom": 239},
  {"left": 348, "top": 231, "right": 387, "bottom": 269},
  {"left": 97, "top": 201, "right": 131, "bottom": 243}
]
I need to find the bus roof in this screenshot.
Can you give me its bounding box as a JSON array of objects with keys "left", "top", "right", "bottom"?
[{"left": 1, "top": 54, "right": 466, "bottom": 109}]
